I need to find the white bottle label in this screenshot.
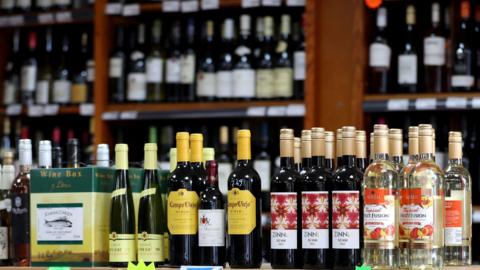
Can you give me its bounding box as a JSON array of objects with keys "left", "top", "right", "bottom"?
[
  {"left": 424, "top": 36, "right": 446, "bottom": 66},
  {"left": 256, "top": 69, "right": 275, "bottom": 98},
  {"left": 127, "top": 73, "right": 147, "bottom": 101},
  {"left": 254, "top": 159, "right": 271, "bottom": 192},
  {"left": 109, "top": 57, "right": 123, "bottom": 78},
  {"left": 271, "top": 192, "right": 298, "bottom": 249},
  {"left": 36, "top": 0, "right": 52, "bottom": 7},
  {"left": 233, "top": 69, "right": 255, "bottom": 98},
  {"left": 218, "top": 162, "right": 232, "bottom": 196},
  {"left": 21, "top": 65, "right": 37, "bottom": 92},
  {"left": 451, "top": 75, "right": 474, "bottom": 88},
  {"left": 369, "top": 42, "right": 391, "bottom": 68},
  {"left": 196, "top": 72, "right": 216, "bottom": 97},
  {"left": 16, "top": 0, "right": 31, "bottom": 8},
  {"left": 0, "top": 227, "right": 7, "bottom": 259},
  {"left": 53, "top": 79, "right": 71, "bottom": 103},
  {"left": 398, "top": 54, "right": 417, "bottom": 84},
  {"left": 180, "top": 54, "right": 196, "bottom": 84},
  {"left": 146, "top": 57, "right": 164, "bottom": 83},
  {"left": 274, "top": 68, "right": 293, "bottom": 98},
  {"left": 198, "top": 209, "right": 225, "bottom": 247},
  {"left": 36, "top": 204, "right": 84, "bottom": 243},
  {"left": 302, "top": 191, "right": 329, "bottom": 249},
  {"left": 294, "top": 51, "right": 306, "bottom": 80},
  {"left": 36, "top": 80, "right": 50, "bottom": 104},
  {"left": 166, "top": 58, "right": 181, "bottom": 83},
  {"left": 445, "top": 191, "right": 463, "bottom": 246},
  {"left": 332, "top": 191, "right": 360, "bottom": 249},
  {"left": 86, "top": 60, "right": 95, "bottom": 82},
  {"left": 3, "top": 81, "right": 17, "bottom": 105},
  {"left": 216, "top": 71, "right": 233, "bottom": 98}
]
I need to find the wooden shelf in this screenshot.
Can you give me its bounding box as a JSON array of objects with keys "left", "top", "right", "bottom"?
[
  {"left": 0, "top": 8, "right": 93, "bottom": 28},
  {"left": 0, "top": 104, "right": 94, "bottom": 117},
  {"left": 364, "top": 92, "right": 480, "bottom": 101}
]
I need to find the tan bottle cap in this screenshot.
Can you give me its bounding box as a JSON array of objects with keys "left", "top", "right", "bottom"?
[
  {"left": 280, "top": 129, "right": 294, "bottom": 157},
  {"left": 301, "top": 130, "right": 312, "bottom": 158},
  {"left": 406, "top": 4, "right": 416, "bottom": 25},
  {"left": 311, "top": 127, "right": 325, "bottom": 139},
  {"left": 342, "top": 126, "right": 356, "bottom": 138},
  {"left": 448, "top": 131, "right": 462, "bottom": 159},
  {"left": 280, "top": 128, "right": 294, "bottom": 139},
  {"left": 294, "top": 137, "right": 301, "bottom": 163},
  {"left": 325, "top": 131, "right": 335, "bottom": 159},
  {"left": 389, "top": 128, "right": 403, "bottom": 157},
  {"left": 355, "top": 130, "right": 366, "bottom": 158}
]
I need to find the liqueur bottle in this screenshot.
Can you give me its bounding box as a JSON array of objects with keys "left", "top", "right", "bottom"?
[
  {"left": 190, "top": 133, "right": 207, "bottom": 193},
  {"left": 424, "top": 2, "right": 446, "bottom": 92},
  {"left": 398, "top": 5, "right": 418, "bottom": 93},
  {"left": 355, "top": 130, "right": 367, "bottom": 172},
  {"left": 325, "top": 131, "right": 335, "bottom": 172},
  {"left": 368, "top": 7, "right": 391, "bottom": 94},
  {"left": 293, "top": 137, "right": 301, "bottom": 172},
  {"left": 444, "top": 131, "right": 471, "bottom": 265},
  {"left": 227, "top": 129, "right": 262, "bottom": 268},
  {"left": 363, "top": 124, "right": 398, "bottom": 269},
  {"left": 389, "top": 129, "right": 404, "bottom": 172},
  {"left": 270, "top": 129, "right": 301, "bottom": 268},
  {"left": 299, "top": 130, "right": 312, "bottom": 177}
]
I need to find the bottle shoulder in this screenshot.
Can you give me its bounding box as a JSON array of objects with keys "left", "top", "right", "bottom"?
[{"left": 444, "top": 164, "right": 471, "bottom": 183}]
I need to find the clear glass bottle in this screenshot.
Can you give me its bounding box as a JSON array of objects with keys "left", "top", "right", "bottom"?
[
  {"left": 389, "top": 128, "right": 404, "bottom": 172},
  {"left": 444, "top": 131, "right": 471, "bottom": 265},
  {"left": 363, "top": 124, "right": 398, "bottom": 269}
]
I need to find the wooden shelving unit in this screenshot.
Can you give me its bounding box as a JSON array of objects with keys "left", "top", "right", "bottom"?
[{"left": 0, "top": 8, "right": 93, "bottom": 27}]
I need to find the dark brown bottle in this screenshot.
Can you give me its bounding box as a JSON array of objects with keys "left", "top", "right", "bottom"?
[
  {"left": 368, "top": 7, "right": 391, "bottom": 94},
  {"left": 424, "top": 2, "right": 446, "bottom": 93},
  {"left": 451, "top": 0, "right": 474, "bottom": 91},
  {"left": 67, "top": 138, "right": 80, "bottom": 168}
]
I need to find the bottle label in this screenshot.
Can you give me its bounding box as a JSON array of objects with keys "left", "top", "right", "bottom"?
[
  {"left": 198, "top": 209, "right": 225, "bottom": 247},
  {"left": 398, "top": 54, "right": 417, "bottom": 84},
  {"left": 87, "top": 60, "right": 95, "bottom": 82},
  {"left": 400, "top": 188, "right": 434, "bottom": 243},
  {"left": 302, "top": 191, "right": 329, "bottom": 249},
  {"left": 146, "top": 57, "right": 164, "bottom": 83},
  {"left": 167, "top": 189, "right": 199, "bottom": 235},
  {"left": 159, "top": 161, "right": 170, "bottom": 171},
  {"left": 36, "top": 203, "right": 83, "bottom": 243},
  {"left": 363, "top": 188, "right": 395, "bottom": 244},
  {"left": 227, "top": 188, "right": 256, "bottom": 235},
  {"left": 36, "top": 80, "right": 50, "bottom": 104},
  {"left": 71, "top": 83, "right": 88, "bottom": 103},
  {"left": 445, "top": 199, "right": 462, "bottom": 246},
  {"left": 53, "top": 79, "right": 72, "bottom": 103},
  {"left": 180, "top": 54, "right": 196, "bottom": 84},
  {"left": 16, "top": 0, "right": 31, "bottom": 8},
  {"left": 216, "top": 71, "right": 233, "bottom": 98},
  {"left": 55, "top": 0, "right": 71, "bottom": 5},
  {"left": 166, "top": 58, "right": 181, "bottom": 83},
  {"left": 274, "top": 68, "right": 293, "bottom": 98},
  {"left": 254, "top": 160, "right": 271, "bottom": 192},
  {"left": 163, "top": 232, "right": 169, "bottom": 260},
  {"left": 36, "top": 0, "right": 52, "bottom": 8},
  {"left": 0, "top": 199, "right": 12, "bottom": 212},
  {"left": 21, "top": 65, "right": 37, "bottom": 92},
  {"left": 138, "top": 232, "right": 164, "bottom": 262},
  {"left": 3, "top": 81, "right": 17, "bottom": 105},
  {"left": 276, "top": 41, "right": 288, "bottom": 54},
  {"left": 218, "top": 162, "right": 232, "bottom": 196},
  {"left": 127, "top": 73, "right": 147, "bottom": 101},
  {"left": 256, "top": 69, "right": 275, "bottom": 98},
  {"left": 423, "top": 37, "right": 446, "bottom": 66},
  {"left": 233, "top": 69, "right": 255, "bottom": 98},
  {"left": 271, "top": 192, "right": 297, "bottom": 249},
  {"left": 109, "top": 57, "right": 123, "bottom": 78},
  {"left": 1, "top": 0, "right": 14, "bottom": 9},
  {"left": 369, "top": 42, "right": 391, "bottom": 68},
  {"left": 294, "top": 51, "right": 306, "bottom": 80},
  {"left": 451, "top": 75, "right": 474, "bottom": 88},
  {"left": 196, "top": 72, "right": 216, "bottom": 97},
  {"left": 235, "top": 45, "right": 251, "bottom": 56},
  {"left": 0, "top": 227, "right": 7, "bottom": 259},
  {"left": 332, "top": 191, "right": 360, "bottom": 249},
  {"left": 109, "top": 233, "right": 136, "bottom": 262},
  {"left": 11, "top": 193, "right": 30, "bottom": 245}
]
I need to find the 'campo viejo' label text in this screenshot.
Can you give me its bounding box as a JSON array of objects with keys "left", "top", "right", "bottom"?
[
  {"left": 167, "top": 189, "right": 199, "bottom": 235},
  {"left": 228, "top": 188, "right": 256, "bottom": 235}
]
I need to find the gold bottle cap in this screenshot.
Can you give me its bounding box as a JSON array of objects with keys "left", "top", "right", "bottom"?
[
  {"left": 237, "top": 129, "right": 251, "bottom": 160},
  {"left": 238, "top": 129, "right": 251, "bottom": 138},
  {"left": 176, "top": 132, "right": 190, "bottom": 140},
  {"left": 406, "top": 4, "right": 416, "bottom": 25},
  {"left": 190, "top": 133, "right": 203, "bottom": 141}
]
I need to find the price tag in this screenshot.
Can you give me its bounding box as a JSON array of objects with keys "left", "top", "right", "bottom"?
[
  {"left": 286, "top": 0, "right": 305, "bottom": 6},
  {"left": 6, "top": 104, "right": 22, "bottom": 116},
  {"left": 267, "top": 106, "right": 287, "bottom": 116},
  {"left": 43, "top": 104, "right": 59, "bottom": 115},
  {"left": 27, "top": 105, "right": 44, "bottom": 117},
  {"left": 261, "top": 0, "right": 281, "bottom": 6},
  {"left": 445, "top": 97, "right": 467, "bottom": 109},
  {"left": 37, "top": 13, "right": 54, "bottom": 23},
  {"left": 102, "top": 111, "right": 119, "bottom": 120},
  {"left": 56, "top": 11, "right": 72, "bottom": 22},
  {"left": 286, "top": 104, "right": 305, "bottom": 116},
  {"left": 163, "top": 0, "right": 180, "bottom": 12},
  {"left": 47, "top": 267, "right": 71, "bottom": 270},
  {"left": 241, "top": 0, "right": 260, "bottom": 8},
  {"left": 246, "top": 106, "right": 266, "bottom": 117},
  {"left": 105, "top": 3, "right": 123, "bottom": 14},
  {"left": 79, "top": 103, "right": 95, "bottom": 116},
  {"left": 415, "top": 98, "right": 437, "bottom": 111},
  {"left": 8, "top": 15, "right": 24, "bottom": 26},
  {"left": 471, "top": 98, "right": 480, "bottom": 109},
  {"left": 122, "top": 3, "right": 140, "bottom": 16},
  {"left": 387, "top": 99, "right": 409, "bottom": 111},
  {"left": 201, "top": 0, "right": 218, "bottom": 10},
  {"left": 181, "top": 0, "right": 198, "bottom": 12},
  {"left": 120, "top": 111, "right": 138, "bottom": 120}
]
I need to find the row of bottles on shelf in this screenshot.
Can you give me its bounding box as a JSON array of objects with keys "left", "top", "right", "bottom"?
[
  {"left": 368, "top": 1, "right": 480, "bottom": 93},
  {"left": 0, "top": 0, "right": 93, "bottom": 13},
  {"left": 109, "top": 14, "right": 305, "bottom": 103},
  {"left": 3, "top": 27, "right": 94, "bottom": 106}
]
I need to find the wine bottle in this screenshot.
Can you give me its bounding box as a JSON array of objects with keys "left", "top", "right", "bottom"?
[
  {"left": 36, "top": 0, "right": 52, "bottom": 10},
  {"left": 166, "top": 21, "right": 182, "bottom": 102},
  {"left": 274, "top": 15, "right": 294, "bottom": 99},
  {"left": 254, "top": 123, "right": 271, "bottom": 202},
  {"left": 198, "top": 160, "right": 226, "bottom": 266},
  {"left": 475, "top": 7, "right": 480, "bottom": 91},
  {"left": 138, "top": 143, "right": 165, "bottom": 267},
  {"left": 53, "top": 33, "right": 72, "bottom": 104},
  {"left": 38, "top": 140, "right": 52, "bottom": 169},
  {"left": 36, "top": 28, "right": 53, "bottom": 105},
  {"left": 324, "top": 131, "right": 335, "bottom": 172},
  {"left": 293, "top": 16, "right": 305, "bottom": 99},
  {"left": 368, "top": 7, "right": 391, "bottom": 94},
  {"left": 233, "top": 15, "right": 256, "bottom": 100},
  {"left": 52, "top": 146, "right": 63, "bottom": 168},
  {"left": 0, "top": 119, "right": 11, "bottom": 164},
  {"left": 20, "top": 31, "right": 38, "bottom": 105},
  {"left": 388, "top": 128, "right": 404, "bottom": 172},
  {"left": 168, "top": 132, "right": 198, "bottom": 266},
  {"left": 71, "top": 32, "right": 89, "bottom": 104},
  {"left": 270, "top": 129, "right": 301, "bottom": 268},
  {"left": 180, "top": 18, "right": 196, "bottom": 102},
  {"left": 11, "top": 139, "right": 32, "bottom": 266},
  {"left": 67, "top": 138, "right": 80, "bottom": 168},
  {"left": 146, "top": 20, "right": 165, "bottom": 102},
  {"left": 203, "top": 148, "right": 214, "bottom": 164},
  {"left": 254, "top": 16, "right": 264, "bottom": 62},
  {"left": 451, "top": 0, "right": 474, "bottom": 92},
  {"left": 86, "top": 33, "right": 94, "bottom": 103},
  {"left": 369, "top": 132, "right": 374, "bottom": 164},
  {"left": 227, "top": 129, "right": 262, "bottom": 268},
  {"left": 96, "top": 144, "right": 110, "bottom": 167},
  {"left": 217, "top": 126, "right": 232, "bottom": 196},
  {"left": 332, "top": 127, "right": 363, "bottom": 269},
  {"left": 190, "top": 133, "right": 206, "bottom": 193},
  {"left": 109, "top": 144, "right": 136, "bottom": 267},
  {"left": 355, "top": 130, "right": 367, "bottom": 173},
  {"left": 127, "top": 24, "right": 147, "bottom": 102},
  {"left": 336, "top": 129, "right": 343, "bottom": 168},
  {"left": 216, "top": 18, "right": 235, "bottom": 100},
  {"left": 55, "top": 0, "right": 72, "bottom": 10},
  {"left": 294, "top": 137, "right": 301, "bottom": 172},
  {"left": 0, "top": 0, "right": 14, "bottom": 13},
  {"left": 299, "top": 130, "right": 312, "bottom": 177},
  {"left": 398, "top": 5, "right": 418, "bottom": 93},
  {"left": 196, "top": 20, "right": 216, "bottom": 101},
  {"left": 109, "top": 26, "right": 127, "bottom": 103},
  {"left": 15, "top": 0, "right": 31, "bottom": 12},
  {"left": 256, "top": 16, "right": 275, "bottom": 99},
  {"left": 4, "top": 30, "right": 20, "bottom": 105},
  {"left": 0, "top": 164, "right": 12, "bottom": 265},
  {"left": 424, "top": 2, "right": 446, "bottom": 93}
]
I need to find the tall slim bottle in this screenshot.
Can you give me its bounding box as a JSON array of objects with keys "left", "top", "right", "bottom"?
[
  {"left": 332, "top": 127, "right": 363, "bottom": 269},
  {"left": 363, "top": 124, "right": 398, "bottom": 269},
  {"left": 368, "top": 7, "right": 391, "bottom": 94},
  {"left": 138, "top": 143, "right": 165, "bottom": 267},
  {"left": 424, "top": 2, "right": 446, "bottom": 92},
  {"left": 38, "top": 140, "right": 52, "bottom": 169},
  {"left": 227, "top": 129, "right": 262, "bottom": 268},
  {"left": 398, "top": 5, "right": 418, "bottom": 93},
  {"left": 146, "top": 20, "right": 165, "bottom": 102},
  {"left": 11, "top": 139, "right": 32, "bottom": 266},
  {"left": 190, "top": 133, "right": 206, "bottom": 193},
  {"left": 0, "top": 165, "right": 14, "bottom": 266},
  {"left": 299, "top": 130, "right": 312, "bottom": 177},
  {"left": 355, "top": 130, "right": 367, "bottom": 172},
  {"left": 389, "top": 129, "right": 404, "bottom": 172},
  {"left": 274, "top": 15, "right": 293, "bottom": 99},
  {"left": 444, "top": 131, "right": 471, "bottom": 265},
  {"left": 325, "top": 131, "right": 335, "bottom": 172},
  {"left": 109, "top": 144, "right": 136, "bottom": 267},
  {"left": 451, "top": 1, "right": 474, "bottom": 92}
]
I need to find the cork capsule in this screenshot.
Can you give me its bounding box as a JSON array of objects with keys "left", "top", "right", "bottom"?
[
  {"left": 336, "top": 129, "right": 343, "bottom": 158},
  {"left": 301, "top": 130, "right": 312, "bottom": 159},
  {"left": 389, "top": 129, "right": 402, "bottom": 157},
  {"left": 408, "top": 126, "right": 419, "bottom": 156},
  {"left": 311, "top": 127, "right": 325, "bottom": 139},
  {"left": 342, "top": 126, "right": 356, "bottom": 156},
  {"left": 418, "top": 124, "right": 433, "bottom": 154},
  {"left": 294, "top": 137, "right": 301, "bottom": 164},
  {"left": 448, "top": 131, "right": 462, "bottom": 143},
  {"left": 448, "top": 131, "right": 463, "bottom": 160},
  {"left": 355, "top": 130, "right": 366, "bottom": 159},
  {"left": 342, "top": 126, "right": 356, "bottom": 138},
  {"left": 325, "top": 131, "right": 335, "bottom": 159},
  {"left": 280, "top": 128, "right": 294, "bottom": 140},
  {"left": 301, "top": 130, "right": 312, "bottom": 140},
  {"left": 408, "top": 126, "right": 419, "bottom": 137},
  {"left": 418, "top": 124, "right": 433, "bottom": 136},
  {"left": 374, "top": 126, "right": 389, "bottom": 154}
]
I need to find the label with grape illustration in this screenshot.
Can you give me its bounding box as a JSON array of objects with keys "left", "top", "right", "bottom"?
[
  {"left": 364, "top": 188, "right": 395, "bottom": 246},
  {"left": 271, "top": 192, "right": 298, "bottom": 249},
  {"left": 301, "top": 191, "right": 329, "bottom": 249},
  {"left": 332, "top": 191, "right": 360, "bottom": 249},
  {"left": 400, "top": 188, "right": 434, "bottom": 242},
  {"left": 445, "top": 199, "right": 462, "bottom": 246}
]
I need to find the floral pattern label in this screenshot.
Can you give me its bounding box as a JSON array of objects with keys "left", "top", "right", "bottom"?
[
  {"left": 445, "top": 200, "right": 462, "bottom": 246},
  {"left": 271, "top": 192, "right": 298, "bottom": 249},
  {"left": 301, "top": 191, "right": 329, "bottom": 249},
  {"left": 364, "top": 188, "right": 395, "bottom": 242},
  {"left": 332, "top": 191, "right": 360, "bottom": 249},
  {"left": 400, "top": 188, "right": 434, "bottom": 242}
]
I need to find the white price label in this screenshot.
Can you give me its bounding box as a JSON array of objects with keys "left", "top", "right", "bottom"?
[
  {"left": 43, "top": 104, "right": 59, "bottom": 115},
  {"left": 181, "top": 0, "right": 198, "bottom": 12},
  {"left": 267, "top": 106, "right": 287, "bottom": 116},
  {"left": 286, "top": 104, "right": 305, "bottom": 116},
  {"left": 27, "top": 105, "right": 44, "bottom": 117},
  {"left": 122, "top": 4, "right": 140, "bottom": 16},
  {"left": 163, "top": 0, "right": 180, "bottom": 12},
  {"left": 120, "top": 111, "right": 138, "bottom": 120},
  {"left": 8, "top": 15, "right": 24, "bottom": 26},
  {"left": 387, "top": 99, "right": 409, "bottom": 111},
  {"left": 415, "top": 98, "right": 437, "bottom": 111},
  {"left": 55, "top": 11, "right": 72, "bottom": 22},
  {"left": 262, "top": 0, "right": 281, "bottom": 6},
  {"left": 242, "top": 0, "right": 260, "bottom": 8},
  {"left": 471, "top": 98, "right": 480, "bottom": 109},
  {"left": 6, "top": 104, "right": 22, "bottom": 116},
  {"left": 37, "top": 13, "right": 54, "bottom": 23},
  {"left": 105, "top": 3, "right": 123, "bottom": 14},
  {"left": 79, "top": 103, "right": 95, "bottom": 116},
  {"left": 445, "top": 97, "right": 467, "bottom": 109},
  {"left": 102, "top": 111, "right": 119, "bottom": 120},
  {"left": 201, "top": 0, "right": 218, "bottom": 10},
  {"left": 246, "top": 106, "right": 266, "bottom": 117},
  {"left": 286, "top": 0, "right": 305, "bottom": 6}
]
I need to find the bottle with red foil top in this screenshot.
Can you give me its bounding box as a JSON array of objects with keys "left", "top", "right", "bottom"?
[
  {"left": 331, "top": 126, "right": 363, "bottom": 269},
  {"left": 362, "top": 124, "right": 398, "bottom": 269},
  {"left": 406, "top": 124, "right": 444, "bottom": 269},
  {"left": 270, "top": 128, "right": 301, "bottom": 268},
  {"left": 444, "top": 131, "right": 471, "bottom": 265}
]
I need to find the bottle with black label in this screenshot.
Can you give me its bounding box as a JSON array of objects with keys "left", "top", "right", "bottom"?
[
  {"left": 293, "top": 16, "right": 305, "bottom": 99},
  {"left": 451, "top": 0, "right": 474, "bottom": 92},
  {"left": 233, "top": 14, "right": 255, "bottom": 100},
  {"left": 21, "top": 32, "right": 38, "bottom": 105},
  {"left": 368, "top": 7, "right": 391, "bottom": 94},
  {"left": 127, "top": 24, "right": 147, "bottom": 103}
]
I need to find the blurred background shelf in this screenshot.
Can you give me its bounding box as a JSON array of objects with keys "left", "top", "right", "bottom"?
[{"left": 0, "top": 8, "right": 93, "bottom": 27}]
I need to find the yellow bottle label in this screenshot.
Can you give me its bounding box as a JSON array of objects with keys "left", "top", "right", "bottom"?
[
  {"left": 137, "top": 232, "right": 164, "bottom": 263},
  {"left": 109, "top": 233, "right": 136, "bottom": 262},
  {"left": 167, "top": 189, "right": 199, "bottom": 235},
  {"left": 163, "top": 233, "right": 169, "bottom": 260},
  {"left": 227, "top": 188, "right": 256, "bottom": 235}
]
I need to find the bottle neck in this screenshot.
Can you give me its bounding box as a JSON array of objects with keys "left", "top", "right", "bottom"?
[
  {"left": 342, "top": 155, "right": 356, "bottom": 167},
  {"left": 419, "top": 152, "right": 435, "bottom": 162},
  {"left": 448, "top": 158, "right": 463, "bottom": 166},
  {"left": 312, "top": 155, "right": 325, "bottom": 168},
  {"left": 280, "top": 156, "right": 295, "bottom": 168},
  {"left": 302, "top": 157, "right": 312, "bottom": 169},
  {"left": 391, "top": 155, "right": 403, "bottom": 164}
]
